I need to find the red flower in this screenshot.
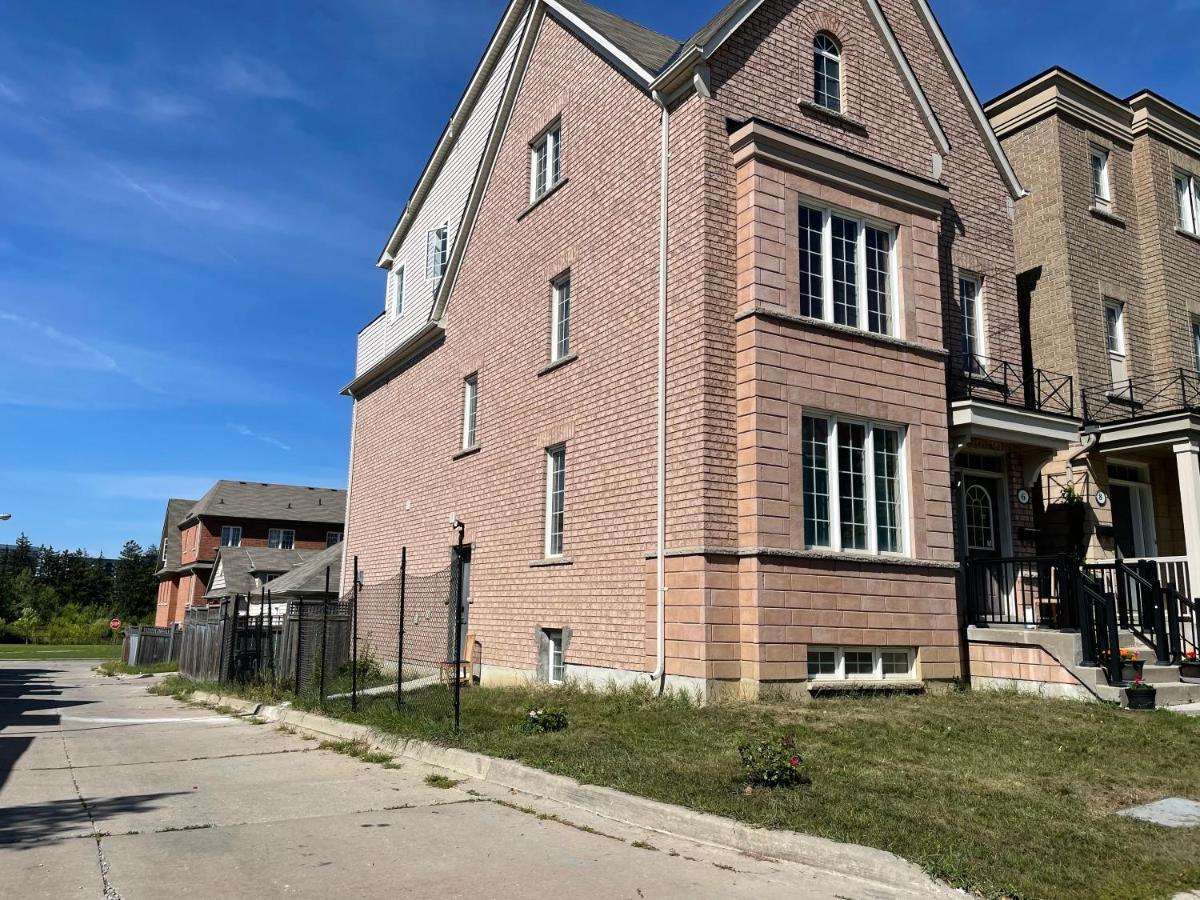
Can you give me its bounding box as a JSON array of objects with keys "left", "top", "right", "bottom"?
[{"left": 790, "top": 757, "right": 800, "bottom": 767}]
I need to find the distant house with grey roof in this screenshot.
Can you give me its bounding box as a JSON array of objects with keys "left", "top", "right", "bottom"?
[{"left": 154, "top": 481, "right": 345, "bottom": 626}]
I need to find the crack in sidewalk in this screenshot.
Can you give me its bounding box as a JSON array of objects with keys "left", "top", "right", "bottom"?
[
  {"left": 58, "top": 730, "right": 122, "bottom": 900},
  {"left": 25, "top": 745, "right": 317, "bottom": 772}
]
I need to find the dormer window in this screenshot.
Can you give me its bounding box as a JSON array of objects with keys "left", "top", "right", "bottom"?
[
  {"left": 389, "top": 265, "right": 405, "bottom": 319},
  {"left": 530, "top": 122, "right": 562, "bottom": 202},
  {"left": 813, "top": 34, "right": 842, "bottom": 113},
  {"left": 426, "top": 224, "right": 448, "bottom": 280}
]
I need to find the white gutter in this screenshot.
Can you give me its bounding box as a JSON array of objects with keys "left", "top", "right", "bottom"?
[{"left": 649, "top": 90, "right": 670, "bottom": 690}]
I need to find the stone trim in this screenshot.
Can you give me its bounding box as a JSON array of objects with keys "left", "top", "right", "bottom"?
[
  {"left": 735, "top": 306, "right": 947, "bottom": 360},
  {"left": 645, "top": 546, "right": 960, "bottom": 570},
  {"left": 537, "top": 352, "right": 578, "bottom": 377}
]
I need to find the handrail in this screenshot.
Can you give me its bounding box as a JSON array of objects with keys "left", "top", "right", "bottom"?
[
  {"left": 1082, "top": 368, "right": 1200, "bottom": 425},
  {"left": 949, "top": 353, "right": 1075, "bottom": 416}
]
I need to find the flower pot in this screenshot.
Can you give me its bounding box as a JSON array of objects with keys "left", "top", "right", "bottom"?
[
  {"left": 1180, "top": 662, "right": 1200, "bottom": 684},
  {"left": 1121, "top": 660, "right": 1145, "bottom": 682},
  {"left": 1127, "top": 687, "right": 1156, "bottom": 710}
]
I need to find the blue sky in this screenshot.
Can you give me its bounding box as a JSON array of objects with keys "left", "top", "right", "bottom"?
[{"left": 1, "top": 0, "right": 1197, "bottom": 556}]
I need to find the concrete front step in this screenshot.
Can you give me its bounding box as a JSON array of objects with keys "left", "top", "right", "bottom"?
[{"left": 1092, "top": 680, "right": 1200, "bottom": 707}]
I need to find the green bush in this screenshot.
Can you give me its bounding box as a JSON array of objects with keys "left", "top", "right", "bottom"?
[
  {"left": 520, "top": 706, "right": 569, "bottom": 735},
  {"left": 738, "top": 734, "right": 808, "bottom": 788}
]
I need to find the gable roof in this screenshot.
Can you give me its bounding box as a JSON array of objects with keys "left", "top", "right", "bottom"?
[
  {"left": 262, "top": 541, "right": 343, "bottom": 597},
  {"left": 155, "top": 498, "right": 197, "bottom": 576},
  {"left": 205, "top": 547, "right": 317, "bottom": 599},
  {"left": 182, "top": 481, "right": 346, "bottom": 527},
  {"left": 552, "top": 0, "right": 679, "bottom": 75}
]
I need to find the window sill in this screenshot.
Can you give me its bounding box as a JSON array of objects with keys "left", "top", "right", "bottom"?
[
  {"left": 1175, "top": 227, "right": 1200, "bottom": 246},
  {"left": 807, "top": 679, "right": 923, "bottom": 694},
  {"left": 736, "top": 306, "right": 947, "bottom": 360},
  {"left": 529, "top": 556, "right": 574, "bottom": 568},
  {"left": 517, "top": 177, "right": 569, "bottom": 222},
  {"left": 1104, "top": 391, "right": 1143, "bottom": 409},
  {"left": 1089, "top": 204, "right": 1125, "bottom": 227},
  {"left": 452, "top": 445, "right": 481, "bottom": 461},
  {"left": 537, "top": 353, "right": 578, "bottom": 377},
  {"left": 796, "top": 99, "right": 868, "bottom": 136}
]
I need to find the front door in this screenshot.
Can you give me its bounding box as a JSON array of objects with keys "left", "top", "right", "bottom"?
[{"left": 962, "top": 474, "right": 1012, "bottom": 619}]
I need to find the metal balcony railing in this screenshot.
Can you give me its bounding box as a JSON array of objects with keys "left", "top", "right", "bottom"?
[
  {"left": 1081, "top": 369, "right": 1200, "bottom": 425},
  {"left": 948, "top": 354, "right": 1075, "bottom": 417}
]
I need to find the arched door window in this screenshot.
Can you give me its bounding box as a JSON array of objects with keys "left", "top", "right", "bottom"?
[{"left": 965, "top": 484, "right": 995, "bottom": 551}]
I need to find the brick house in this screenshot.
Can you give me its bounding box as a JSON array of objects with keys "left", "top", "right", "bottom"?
[
  {"left": 340, "top": 0, "right": 1043, "bottom": 699},
  {"left": 154, "top": 481, "right": 346, "bottom": 626}
]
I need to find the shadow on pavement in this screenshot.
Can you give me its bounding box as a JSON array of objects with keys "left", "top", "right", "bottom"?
[
  {"left": 0, "top": 666, "right": 94, "bottom": 792},
  {"left": 0, "top": 792, "right": 186, "bottom": 846}
]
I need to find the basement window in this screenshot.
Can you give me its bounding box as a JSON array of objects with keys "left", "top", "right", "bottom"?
[
  {"left": 807, "top": 646, "right": 914, "bottom": 681},
  {"left": 541, "top": 628, "right": 565, "bottom": 683}
]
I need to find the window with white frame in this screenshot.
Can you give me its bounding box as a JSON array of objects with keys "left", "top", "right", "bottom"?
[
  {"left": 530, "top": 122, "right": 562, "bottom": 202},
  {"left": 325, "top": 531, "right": 343, "bottom": 547},
  {"left": 959, "top": 273, "right": 984, "bottom": 373},
  {"left": 544, "top": 445, "right": 566, "bottom": 557},
  {"left": 1090, "top": 147, "right": 1111, "bottom": 209},
  {"left": 1104, "top": 299, "right": 1129, "bottom": 388},
  {"left": 542, "top": 628, "right": 565, "bottom": 683},
  {"left": 389, "top": 265, "right": 405, "bottom": 319},
  {"left": 1176, "top": 172, "right": 1200, "bottom": 236},
  {"left": 220, "top": 525, "right": 242, "bottom": 548},
  {"left": 426, "top": 224, "right": 448, "bottom": 279},
  {"left": 267, "top": 528, "right": 295, "bottom": 550},
  {"left": 807, "top": 646, "right": 914, "bottom": 681},
  {"left": 461, "top": 374, "right": 478, "bottom": 450},
  {"left": 551, "top": 275, "right": 571, "bottom": 362},
  {"left": 797, "top": 203, "right": 896, "bottom": 335},
  {"left": 802, "top": 414, "right": 905, "bottom": 555},
  {"left": 812, "top": 34, "right": 842, "bottom": 113}
]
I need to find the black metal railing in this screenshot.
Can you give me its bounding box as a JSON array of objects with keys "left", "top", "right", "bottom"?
[
  {"left": 949, "top": 354, "right": 1075, "bottom": 416},
  {"left": 1081, "top": 368, "right": 1200, "bottom": 425},
  {"left": 966, "top": 555, "right": 1198, "bottom": 683}
]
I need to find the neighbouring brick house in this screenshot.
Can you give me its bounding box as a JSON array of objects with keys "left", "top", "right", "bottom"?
[
  {"left": 154, "top": 481, "right": 346, "bottom": 626},
  {"left": 341, "top": 0, "right": 1040, "bottom": 698}
]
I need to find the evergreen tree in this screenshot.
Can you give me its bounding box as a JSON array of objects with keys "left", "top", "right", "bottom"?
[{"left": 111, "top": 540, "right": 157, "bottom": 621}]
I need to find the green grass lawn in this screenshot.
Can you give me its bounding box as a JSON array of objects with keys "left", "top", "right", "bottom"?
[
  {"left": 96, "top": 659, "right": 178, "bottom": 676},
  {"left": 0, "top": 643, "right": 121, "bottom": 660},
  {"left": 156, "top": 676, "right": 1200, "bottom": 900}
]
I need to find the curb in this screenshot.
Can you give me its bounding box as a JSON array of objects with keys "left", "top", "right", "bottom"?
[{"left": 189, "top": 690, "right": 955, "bottom": 898}]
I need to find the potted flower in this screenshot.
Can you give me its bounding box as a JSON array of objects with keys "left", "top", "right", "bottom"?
[
  {"left": 1126, "top": 675, "right": 1156, "bottom": 710},
  {"left": 1119, "top": 647, "right": 1144, "bottom": 682},
  {"left": 1181, "top": 651, "right": 1200, "bottom": 684}
]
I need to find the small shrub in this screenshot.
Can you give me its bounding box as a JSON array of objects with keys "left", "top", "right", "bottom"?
[
  {"left": 520, "top": 706, "right": 569, "bottom": 735},
  {"left": 738, "top": 734, "right": 808, "bottom": 788}
]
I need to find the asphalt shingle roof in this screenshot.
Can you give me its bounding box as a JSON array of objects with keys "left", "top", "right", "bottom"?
[
  {"left": 554, "top": 0, "right": 681, "bottom": 74},
  {"left": 184, "top": 481, "right": 346, "bottom": 527},
  {"left": 204, "top": 547, "right": 318, "bottom": 599},
  {"left": 263, "top": 541, "right": 343, "bottom": 598}
]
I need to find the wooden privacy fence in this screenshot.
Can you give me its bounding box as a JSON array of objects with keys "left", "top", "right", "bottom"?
[
  {"left": 179, "top": 602, "right": 232, "bottom": 681},
  {"left": 122, "top": 624, "right": 181, "bottom": 667}
]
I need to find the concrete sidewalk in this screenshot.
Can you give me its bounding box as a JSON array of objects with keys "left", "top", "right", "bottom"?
[{"left": 0, "top": 660, "right": 953, "bottom": 899}]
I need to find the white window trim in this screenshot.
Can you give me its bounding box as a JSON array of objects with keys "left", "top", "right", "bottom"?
[
  {"left": 544, "top": 628, "right": 565, "bottom": 683},
  {"left": 812, "top": 33, "right": 842, "bottom": 113},
  {"left": 959, "top": 271, "right": 986, "bottom": 372},
  {"left": 550, "top": 274, "right": 571, "bottom": 362},
  {"left": 544, "top": 445, "right": 566, "bottom": 558},
  {"left": 807, "top": 646, "right": 915, "bottom": 681},
  {"left": 1090, "top": 147, "right": 1111, "bottom": 209},
  {"left": 462, "top": 374, "right": 478, "bottom": 450},
  {"left": 1192, "top": 318, "right": 1200, "bottom": 372},
  {"left": 220, "top": 525, "right": 242, "bottom": 548},
  {"left": 326, "top": 531, "right": 343, "bottom": 547},
  {"left": 389, "top": 265, "right": 405, "bottom": 320},
  {"left": 530, "top": 122, "right": 562, "bottom": 203},
  {"left": 1104, "top": 298, "right": 1129, "bottom": 390},
  {"left": 1107, "top": 458, "right": 1159, "bottom": 558},
  {"left": 426, "top": 222, "right": 449, "bottom": 280},
  {"left": 803, "top": 413, "right": 909, "bottom": 557},
  {"left": 1176, "top": 171, "right": 1200, "bottom": 236},
  {"left": 799, "top": 201, "right": 899, "bottom": 337},
  {"left": 267, "top": 528, "right": 296, "bottom": 550}
]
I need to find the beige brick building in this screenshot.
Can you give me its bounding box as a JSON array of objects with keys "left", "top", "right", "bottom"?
[{"left": 341, "top": 0, "right": 1034, "bottom": 697}]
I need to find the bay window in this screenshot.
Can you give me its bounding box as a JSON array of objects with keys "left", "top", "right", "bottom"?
[
  {"left": 798, "top": 203, "right": 896, "bottom": 336},
  {"left": 802, "top": 414, "right": 906, "bottom": 555}
]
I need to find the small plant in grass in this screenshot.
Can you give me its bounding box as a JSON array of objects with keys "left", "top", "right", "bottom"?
[
  {"left": 738, "top": 734, "right": 808, "bottom": 789},
  {"left": 424, "top": 773, "right": 464, "bottom": 789},
  {"left": 520, "top": 706, "right": 568, "bottom": 735}
]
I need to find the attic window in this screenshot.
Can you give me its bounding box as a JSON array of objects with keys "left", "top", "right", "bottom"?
[
  {"left": 813, "top": 33, "right": 842, "bottom": 113},
  {"left": 530, "top": 122, "right": 562, "bottom": 203}
]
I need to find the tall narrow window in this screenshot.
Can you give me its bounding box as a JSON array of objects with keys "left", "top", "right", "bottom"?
[
  {"left": 801, "top": 415, "right": 905, "bottom": 556},
  {"left": 1090, "top": 148, "right": 1111, "bottom": 209},
  {"left": 798, "top": 206, "right": 824, "bottom": 318},
  {"left": 531, "top": 123, "right": 562, "bottom": 202},
  {"left": 220, "top": 525, "right": 242, "bottom": 548},
  {"left": 1176, "top": 173, "right": 1200, "bottom": 236},
  {"left": 1192, "top": 319, "right": 1200, "bottom": 372},
  {"left": 426, "top": 224, "right": 448, "bottom": 279},
  {"left": 389, "top": 265, "right": 405, "bottom": 319},
  {"left": 551, "top": 275, "right": 571, "bottom": 362},
  {"left": 959, "top": 274, "right": 984, "bottom": 373},
  {"left": 797, "top": 203, "right": 895, "bottom": 336},
  {"left": 1104, "top": 299, "right": 1129, "bottom": 390},
  {"left": 544, "top": 445, "right": 566, "bottom": 557},
  {"left": 813, "top": 34, "right": 842, "bottom": 113},
  {"left": 461, "top": 374, "right": 478, "bottom": 450},
  {"left": 543, "top": 628, "right": 565, "bottom": 683}
]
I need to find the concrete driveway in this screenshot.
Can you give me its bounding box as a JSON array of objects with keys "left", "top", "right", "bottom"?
[{"left": 0, "top": 660, "right": 935, "bottom": 899}]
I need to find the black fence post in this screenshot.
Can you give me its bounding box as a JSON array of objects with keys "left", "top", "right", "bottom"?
[
  {"left": 397, "top": 547, "right": 407, "bottom": 708},
  {"left": 453, "top": 529, "right": 464, "bottom": 733},
  {"left": 319, "top": 592, "right": 329, "bottom": 702},
  {"left": 294, "top": 597, "right": 304, "bottom": 693},
  {"left": 352, "top": 556, "right": 359, "bottom": 712},
  {"left": 1075, "top": 562, "right": 1097, "bottom": 668}
]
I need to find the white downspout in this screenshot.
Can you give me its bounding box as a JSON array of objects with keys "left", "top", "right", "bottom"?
[{"left": 649, "top": 91, "right": 670, "bottom": 690}]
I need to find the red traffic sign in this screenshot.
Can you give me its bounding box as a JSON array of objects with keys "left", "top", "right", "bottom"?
[{"left": 109, "top": 618, "right": 122, "bottom": 631}]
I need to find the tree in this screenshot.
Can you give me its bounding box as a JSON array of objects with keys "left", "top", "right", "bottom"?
[
  {"left": 2, "top": 533, "right": 36, "bottom": 578},
  {"left": 111, "top": 540, "right": 157, "bottom": 621},
  {"left": 14, "top": 607, "right": 39, "bottom": 644}
]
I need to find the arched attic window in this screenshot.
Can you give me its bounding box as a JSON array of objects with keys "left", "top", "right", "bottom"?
[{"left": 813, "top": 33, "right": 842, "bottom": 113}]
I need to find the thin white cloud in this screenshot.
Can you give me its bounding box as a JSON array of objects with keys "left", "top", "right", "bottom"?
[
  {"left": 73, "top": 473, "right": 219, "bottom": 502},
  {"left": 230, "top": 423, "right": 292, "bottom": 452},
  {"left": 0, "top": 78, "right": 22, "bottom": 103},
  {"left": 213, "top": 56, "right": 308, "bottom": 103}
]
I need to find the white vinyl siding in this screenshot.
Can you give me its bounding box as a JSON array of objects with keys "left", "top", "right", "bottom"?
[
  {"left": 802, "top": 414, "right": 907, "bottom": 556},
  {"left": 267, "top": 528, "right": 295, "bottom": 550},
  {"left": 797, "top": 203, "right": 897, "bottom": 336}
]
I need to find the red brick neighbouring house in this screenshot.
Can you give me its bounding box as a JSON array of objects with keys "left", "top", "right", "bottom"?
[
  {"left": 154, "top": 481, "right": 346, "bottom": 626},
  {"left": 340, "top": 0, "right": 1030, "bottom": 698}
]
